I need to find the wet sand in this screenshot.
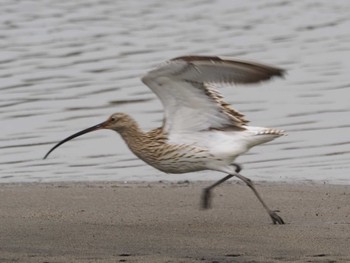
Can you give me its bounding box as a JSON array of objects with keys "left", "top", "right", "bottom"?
[{"left": 1, "top": 181, "right": 349, "bottom": 262}]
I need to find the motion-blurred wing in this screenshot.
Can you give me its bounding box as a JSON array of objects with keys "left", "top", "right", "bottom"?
[{"left": 142, "top": 55, "right": 285, "bottom": 134}]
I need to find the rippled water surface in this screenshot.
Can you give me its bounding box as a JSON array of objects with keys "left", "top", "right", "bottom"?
[{"left": 1, "top": 0, "right": 350, "bottom": 183}]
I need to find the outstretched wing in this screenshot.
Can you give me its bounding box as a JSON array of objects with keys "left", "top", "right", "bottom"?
[{"left": 142, "top": 55, "right": 285, "bottom": 134}]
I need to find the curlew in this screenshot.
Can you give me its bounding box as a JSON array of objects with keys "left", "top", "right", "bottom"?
[{"left": 44, "top": 55, "right": 286, "bottom": 224}]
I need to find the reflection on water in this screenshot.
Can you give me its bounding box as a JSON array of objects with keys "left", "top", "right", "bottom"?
[{"left": 1, "top": 0, "right": 350, "bottom": 183}]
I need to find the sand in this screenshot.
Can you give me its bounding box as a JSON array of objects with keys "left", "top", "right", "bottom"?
[{"left": 0, "top": 181, "right": 349, "bottom": 262}]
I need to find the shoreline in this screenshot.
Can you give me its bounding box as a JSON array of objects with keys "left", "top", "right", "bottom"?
[{"left": 1, "top": 181, "right": 350, "bottom": 262}]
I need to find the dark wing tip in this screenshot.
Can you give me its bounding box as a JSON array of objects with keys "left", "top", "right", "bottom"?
[
  {"left": 171, "top": 55, "right": 222, "bottom": 62},
  {"left": 171, "top": 55, "right": 286, "bottom": 82},
  {"left": 260, "top": 64, "right": 286, "bottom": 81}
]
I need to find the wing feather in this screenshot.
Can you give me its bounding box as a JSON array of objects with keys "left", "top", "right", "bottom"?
[{"left": 141, "top": 55, "right": 285, "bottom": 134}]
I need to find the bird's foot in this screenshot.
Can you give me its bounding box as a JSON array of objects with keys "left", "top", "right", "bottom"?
[
  {"left": 201, "top": 188, "right": 212, "bottom": 209},
  {"left": 269, "top": 210, "right": 285, "bottom": 225}
]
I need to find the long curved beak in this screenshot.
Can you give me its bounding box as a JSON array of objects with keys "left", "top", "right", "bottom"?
[{"left": 43, "top": 121, "right": 107, "bottom": 160}]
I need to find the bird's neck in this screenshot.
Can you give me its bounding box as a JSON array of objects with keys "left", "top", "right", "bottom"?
[
  {"left": 116, "top": 122, "right": 167, "bottom": 162},
  {"left": 117, "top": 121, "right": 145, "bottom": 145}
]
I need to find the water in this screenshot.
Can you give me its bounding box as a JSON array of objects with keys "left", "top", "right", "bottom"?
[{"left": 1, "top": 0, "right": 350, "bottom": 183}]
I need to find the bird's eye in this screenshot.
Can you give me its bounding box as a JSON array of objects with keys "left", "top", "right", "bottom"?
[{"left": 110, "top": 116, "right": 115, "bottom": 121}]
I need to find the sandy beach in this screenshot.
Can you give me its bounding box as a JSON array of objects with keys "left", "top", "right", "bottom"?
[
  {"left": 0, "top": 182, "right": 350, "bottom": 262},
  {"left": 0, "top": 181, "right": 349, "bottom": 262}
]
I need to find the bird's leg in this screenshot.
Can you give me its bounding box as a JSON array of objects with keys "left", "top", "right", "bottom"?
[
  {"left": 201, "top": 163, "right": 284, "bottom": 224},
  {"left": 201, "top": 174, "right": 234, "bottom": 209},
  {"left": 234, "top": 173, "right": 285, "bottom": 225},
  {"left": 201, "top": 164, "right": 241, "bottom": 209}
]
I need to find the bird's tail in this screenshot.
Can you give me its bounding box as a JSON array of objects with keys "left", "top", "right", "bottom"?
[{"left": 245, "top": 126, "right": 286, "bottom": 148}]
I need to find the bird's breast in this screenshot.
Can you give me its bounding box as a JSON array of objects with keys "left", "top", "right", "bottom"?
[{"left": 132, "top": 143, "right": 213, "bottom": 174}]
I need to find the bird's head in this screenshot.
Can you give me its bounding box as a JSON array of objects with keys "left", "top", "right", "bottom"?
[
  {"left": 102, "top": 112, "right": 135, "bottom": 131},
  {"left": 43, "top": 112, "right": 134, "bottom": 160}
]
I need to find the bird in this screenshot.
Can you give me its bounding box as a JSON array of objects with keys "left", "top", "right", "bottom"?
[{"left": 44, "top": 55, "right": 286, "bottom": 224}]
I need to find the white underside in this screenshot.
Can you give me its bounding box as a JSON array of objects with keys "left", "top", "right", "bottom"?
[{"left": 165, "top": 126, "right": 283, "bottom": 174}]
